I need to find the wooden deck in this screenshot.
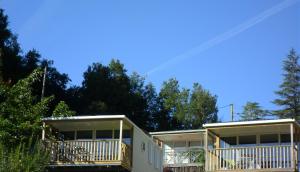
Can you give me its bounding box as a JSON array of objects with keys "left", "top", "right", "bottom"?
[
  {"left": 46, "top": 139, "right": 132, "bottom": 170},
  {"left": 206, "top": 145, "right": 298, "bottom": 172}
]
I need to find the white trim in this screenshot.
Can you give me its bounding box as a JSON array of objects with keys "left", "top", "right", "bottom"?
[
  {"left": 204, "top": 119, "right": 300, "bottom": 128},
  {"left": 43, "top": 115, "right": 126, "bottom": 121},
  {"left": 150, "top": 129, "right": 205, "bottom": 136}
]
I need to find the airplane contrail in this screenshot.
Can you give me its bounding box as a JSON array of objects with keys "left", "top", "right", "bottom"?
[{"left": 146, "top": 0, "right": 299, "bottom": 76}]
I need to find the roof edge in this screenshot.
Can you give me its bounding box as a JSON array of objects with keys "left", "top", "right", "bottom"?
[
  {"left": 150, "top": 129, "right": 205, "bottom": 136},
  {"left": 42, "top": 115, "right": 126, "bottom": 121},
  {"left": 204, "top": 118, "right": 300, "bottom": 128}
]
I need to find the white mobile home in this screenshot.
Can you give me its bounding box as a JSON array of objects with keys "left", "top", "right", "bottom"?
[
  {"left": 203, "top": 119, "right": 300, "bottom": 172},
  {"left": 150, "top": 119, "right": 300, "bottom": 172},
  {"left": 42, "top": 116, "right": 300, "bottom": 172},
  {"left": 42, "top": 115, "right": 163, "bottom": 172},
  {"left": 150, "top": 130, "right": 205, "bottom": 172}
]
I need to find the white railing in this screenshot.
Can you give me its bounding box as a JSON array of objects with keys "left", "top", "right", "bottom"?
[
  {"left": 164, "top": 147, "right": 204, "bottom": 166},
  {"left": 46, "top": 139, "right": 131, "bottom": 166},
  {"left": 207, "top": 145, "right": 298, "bottom": 171}
]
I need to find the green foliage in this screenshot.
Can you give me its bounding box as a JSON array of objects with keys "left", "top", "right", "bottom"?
[
  {"left": 273, "top": 49, "right": 300, "bottom": 120},
  {"left": 187, "top": 83, "right": 218, "bottom": 128},
  {"left": 52, "top": 101, "right": 75, "bottom": 117},
  {"left": 0, "top": 69, "right": 52, "bottom": 145},
  {"left": 0, "top": 9, "right": 23, "bottom": 84},
  {"left": 159, "top": 79, "right": 218, "bottom": 129},
  {"left": 0, "top": 139, "right": 50, "bottom": 172},
  {"left": 240, "top": 102, "right": 265, "bottom": 121}
]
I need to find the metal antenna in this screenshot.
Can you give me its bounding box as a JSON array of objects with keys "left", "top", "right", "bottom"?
[
  {"left": 230, "top": 104, "right": 234, "bottom": 121},
  {"left": 41, "top": 66, "right": 47, "bottom": 100}
]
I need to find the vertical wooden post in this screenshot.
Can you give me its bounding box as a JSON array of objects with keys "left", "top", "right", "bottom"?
[
  {"left": 205, "top": 129, "right": 209, "bottom": 171},
  {"left": 118, "top": 120, "right": 123, "bottom": 160},
  {"left": 42, "top": 122, "right": 45, "bottom": 141},
  {"left": 256, "top": 134, "right": 260, "bottom": 145},
  {"left": 215, "top": 136, "right": 220, "bottom": 149},
  {"left": 290, "top": 123, "right": 294, "bottom": 169}
]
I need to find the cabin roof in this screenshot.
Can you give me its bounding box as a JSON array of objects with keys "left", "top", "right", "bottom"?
[
  {"left": 42, "top": 115, "right": 141, "bottom": 132},
  {"left": 150, "top": 129, "right": 205, "bottom": 142},
  {"left": 149, "top": 129, "right": 205, "bottom": 136},
  {"left": 42, "top": 115, "right": 127, "bottom": 121},
  {"left": 203, "top": 118, "right": 300, "bottom": 128}
]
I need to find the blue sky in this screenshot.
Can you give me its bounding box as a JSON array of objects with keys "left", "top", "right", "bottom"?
[{"left": 1, "top": 0, "right": 299, "bottom": 121}]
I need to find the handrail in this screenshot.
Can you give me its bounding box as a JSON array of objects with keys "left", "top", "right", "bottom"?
[
  {"left": 212, "top": 145, "right": 291, "bottom": 150},
  {"left": 164, "top": 147, "right": 204, "bottom": 165},
  {"left": 45, "top": 139, "right": 131, "bottom": 168},
  {"left": 207, "top": 145, "right": 298, "bottom": 171}
]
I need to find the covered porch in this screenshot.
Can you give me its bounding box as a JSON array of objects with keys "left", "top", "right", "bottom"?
[
  {"left": 203, "top": 119, "right": 300, "bottom": 172},
  {"left": 150, "top": 129, "right": 205, "bottom": 172},
  {"left": 42, "top": 115, "right": 133, "bottom": 171}
]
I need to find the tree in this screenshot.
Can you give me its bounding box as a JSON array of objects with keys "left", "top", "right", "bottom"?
[
  {"left": 0, "top": 69, "right": 52, "bottom": 145},
  {"left": 159, "top": 79, "right": 218, "bottom": 129},
  {"left": 240, "top": 102, "right": 265, "bottom": 121},
  {"left": 187, "top": 83, "right": 218, "bottom": 128},
  {"left": 0, "top": 9, "right": 23, "bottom": 84},
  {"left": 79, "top": 60, "right": 156, "bottom": 130},
  {"left": 273, "top": 49, "right": 300, "bottom": 120},
  {"left": 21, "top": 49, "right": 41, "bottom": 76},
  {"left": 159, "top": 78, "right": 184, "bottom": 129},
  {"left": 52, "top": 101, "right": 75, "bottom": 117}
]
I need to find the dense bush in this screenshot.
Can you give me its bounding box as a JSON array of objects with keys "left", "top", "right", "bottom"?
[{"left": 0, "top": 139, "right": 50, "bottom": 172}]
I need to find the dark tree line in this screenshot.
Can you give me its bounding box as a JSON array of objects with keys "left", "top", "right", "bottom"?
[{"left": 0, "top": 9, "right": 218, "bottom": 132}]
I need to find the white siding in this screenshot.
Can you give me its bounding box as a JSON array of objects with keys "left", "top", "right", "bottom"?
[{"left": 132, "top": 127, "right": 162, "bottom": 172}]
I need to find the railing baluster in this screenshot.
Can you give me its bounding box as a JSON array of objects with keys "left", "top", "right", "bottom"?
[
  {"left": 209, "top": 149, "right": 212, "bottom": 170},
  {"left": 270, "top": 147, "right": 272, "bottom": 169}
]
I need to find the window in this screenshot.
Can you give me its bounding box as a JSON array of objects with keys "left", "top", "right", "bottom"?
[
  {"left": 155, "top": 148, "right": 160, "bottom": 169},
  {"left": 260, "top": 134, "right": 278, "bottom": 144},
  {"left": 239, "top": 135, "right": 256, "bottom": 145},
  {"left": 174, "top": 141, "right": 186, "bottom": 148},
  {"left": 159, "top": 150, "right": 163, "bottom": 171},
  {"left": 114, "top": 130, "right": 131, "bottom": 138},
  {"left": 148, "top": 141, "right": 153, "bottom": 164},
  {"left": 114, "top": 130, "right": 131, "bottom": 145},
  {"left": 281, "top": 134, "right": 291, "bottom": 143},
  {"left": 77, "top": 130, "right": 93, "bottom": 139},
  {"left": 220, "top": 137, "right": 236, "bottom": 148},
  {"left": 61, "top": 131, "right": 75, "bottom": 140},
  {"left": 153, "top": 147, "right": 157, "bottom": 168},
  {"left": 141, "top": 142, "right": 146, "bottom": 152},
  {"left": 96, "top": 130, "right": 112, "bottom": 139},
  {"left": 189, "top": 141, "right": 202, "bottom": 147}
]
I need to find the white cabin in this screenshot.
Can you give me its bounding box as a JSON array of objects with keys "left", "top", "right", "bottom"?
[
  {"left": 150, "top": 119, "right": 300, "bottom": 172},
  {"left": 150, "top": 129, "right": 205, "bottom": 172},
  {"left": 42, "top": 115, "right": 163, "bottom": 172},
  {"left": 42, "top": 116, "right": 300, "bottom": 172}
]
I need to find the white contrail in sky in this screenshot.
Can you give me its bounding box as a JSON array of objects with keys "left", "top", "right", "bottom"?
[{"left": 146, "top": 0, "right": 299, "bottom": 76}]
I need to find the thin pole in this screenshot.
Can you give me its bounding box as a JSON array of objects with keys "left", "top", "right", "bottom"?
[
  {"left": 230, "top": 104, "right": 234, "bottom": 121},
  {"left": 118, "top": 120, "right": 123, "bottom": 160},
  {"left": 41, "top": 66, "right": 47, "bottom": 100},
  {"left": 290, "top": 123, "right": 294, "bottom": 168},
  {"left": 42, "top": 122, "right": 45, "bottom": 141}
]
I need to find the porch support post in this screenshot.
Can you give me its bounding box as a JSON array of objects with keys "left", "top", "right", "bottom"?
[
  {"left": 290, "top": 123, "right": 294, "bottom": 169},
  {"left": 42, "top": 122, "right": 45, "bottom": 141},
  {"left": 205, "top": 129, "right": 208, "bottom": 171},
  {"left": 118, "top": 119, "right": 123, "bottom": 160}
]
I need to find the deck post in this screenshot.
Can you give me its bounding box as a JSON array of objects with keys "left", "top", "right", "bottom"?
[
  {"left": 290, "top": 123, "right": 294, "bottom": 169},
  {"left": 118, "top": 119, "right": 123, "bottom": 160},
  {"left": 42, "top": 122, "right": 45, "bottom": 141},
  {"left": 205, "top": 129, "right": 208, "bottom": 171}
]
